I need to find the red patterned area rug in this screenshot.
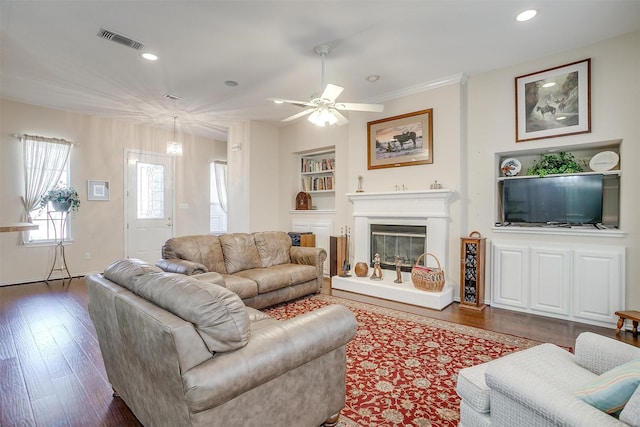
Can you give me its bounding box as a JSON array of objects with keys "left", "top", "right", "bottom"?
[{"left": 263, "top": 294, "right": 541, "bottom": 427}]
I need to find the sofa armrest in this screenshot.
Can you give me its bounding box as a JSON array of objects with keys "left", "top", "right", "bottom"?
[
  {"left": 486, "top": 362, "right": 626, "bottom": 426},
  {"left": 155, "top": 258, "right": 208, "bottom": 275},
  {"left": 574, "top": 332, "right": 640, "bottom": 375},
  {"left": 182, "top": 304, "right": 357, "bottom": 412},
  {"left": 290, "top": 246, "right": 327, "bottom": 265}
]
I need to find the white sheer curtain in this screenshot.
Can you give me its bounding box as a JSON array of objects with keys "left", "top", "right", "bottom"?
[
  {"left": 21, "top": 135, "right": 72, "bottom": 221},
  {"left": 214, "top": 161, "right": 228, "bottom": 214}
]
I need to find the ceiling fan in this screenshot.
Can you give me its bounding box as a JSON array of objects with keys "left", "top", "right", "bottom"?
[{"left": 268, "top": 44, "right": 384, "bottom": 126}]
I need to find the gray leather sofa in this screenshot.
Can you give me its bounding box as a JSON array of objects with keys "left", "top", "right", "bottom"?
[
  {"left": 156, "top": 231, "right": 326, "bottom": 309},
  {"left": 87, "top": 258, "right": 357, "bottom": 427}
]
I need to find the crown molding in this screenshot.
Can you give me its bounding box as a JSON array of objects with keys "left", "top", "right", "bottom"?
[{"left": 364, "top": 72, "right": 469, "bottom": 104}]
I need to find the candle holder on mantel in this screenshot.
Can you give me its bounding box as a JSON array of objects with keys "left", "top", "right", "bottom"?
[{"left": 460, "top": 231, "right": 486, "bottom": 311}]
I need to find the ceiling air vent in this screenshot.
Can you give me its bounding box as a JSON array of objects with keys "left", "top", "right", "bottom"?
[{"left": 97, "top": 28, "right": 144, "bottom": 51}]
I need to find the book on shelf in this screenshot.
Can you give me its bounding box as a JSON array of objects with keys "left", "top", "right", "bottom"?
[{"left": 301, "top": 156, "right": 335, "bottom": 173}]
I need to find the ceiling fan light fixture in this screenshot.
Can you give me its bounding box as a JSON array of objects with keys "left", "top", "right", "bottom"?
[{"left": 308, "top": 107, "right": 339, "bottom": 127}]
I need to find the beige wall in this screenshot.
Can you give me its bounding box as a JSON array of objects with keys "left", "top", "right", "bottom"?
[
  {"left": 0, "top": 100, "right": 225, "bottom": 285},
  {"left": 277, "top": 31, "right": 639, "bottom": 306}
]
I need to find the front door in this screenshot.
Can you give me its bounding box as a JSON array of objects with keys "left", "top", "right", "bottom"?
[{"left": 125, "top": 151, "right": 174, "bottom": 263}]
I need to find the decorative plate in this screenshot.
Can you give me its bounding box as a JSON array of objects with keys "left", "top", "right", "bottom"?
[
  {"left": 589, "top": 151, "right": 619, "bottom": 172},
  {"left": 501, "top": 158, "right": 522, "bottom": 177}
]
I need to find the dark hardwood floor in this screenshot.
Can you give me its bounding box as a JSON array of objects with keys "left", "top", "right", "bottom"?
[{"left": 1, "top": 277, "right": 637, "bottom": 426}]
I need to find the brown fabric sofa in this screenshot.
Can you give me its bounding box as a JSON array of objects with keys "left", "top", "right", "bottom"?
[
  {"left": 87, "top": 258, "right": 357, "bottom": 427},
  {"left": 155, "top": 231, "right": 326, "bottom": 309}
]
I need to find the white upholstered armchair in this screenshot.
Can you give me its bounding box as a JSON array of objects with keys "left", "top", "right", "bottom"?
[{"left": 457, "top": 332, "right": 640, "bottom": 426}]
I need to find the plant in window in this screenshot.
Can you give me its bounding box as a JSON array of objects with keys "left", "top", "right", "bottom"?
[
  {"left": 526, "top": 152, "right": 583, "bottom": 177},
  {"left": 39, "top": 184, "right": 81, "bottom": 213}
]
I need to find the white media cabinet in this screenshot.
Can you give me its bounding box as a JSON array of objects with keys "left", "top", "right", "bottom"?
[{"left": 491, "top": 239, "right": 625, "bottom": 328}]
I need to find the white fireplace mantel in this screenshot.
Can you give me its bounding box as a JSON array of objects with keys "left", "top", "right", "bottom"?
[
  {"left": 333, "top": 190, "right": 455, "bottom": 310},
  {"left": 346, "top": 190, "right": 454, "bottom": 271}
]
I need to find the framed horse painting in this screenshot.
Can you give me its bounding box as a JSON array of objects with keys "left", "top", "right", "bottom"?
[
  {"left": 515, "top": 59, "right": 591, "bottom": 142},
  {"left": 367, "top": 109, "right": 433, "bottom": 170}
]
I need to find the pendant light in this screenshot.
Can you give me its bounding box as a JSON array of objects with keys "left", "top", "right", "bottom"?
[{"left": 166, "top": 116, "right": 183, "bottom": 156}]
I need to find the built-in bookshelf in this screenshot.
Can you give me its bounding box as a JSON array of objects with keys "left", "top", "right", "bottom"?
[{"left": 300, "top": 151, "right": 335, "bottom": 194}]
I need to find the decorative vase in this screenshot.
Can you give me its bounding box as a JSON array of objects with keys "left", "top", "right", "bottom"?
[
  {"left": 354, "top": 262, "right": 369, "bottom": 277},
  {"left": 52, "top": 200, "right": 72, "bottom": 212}
]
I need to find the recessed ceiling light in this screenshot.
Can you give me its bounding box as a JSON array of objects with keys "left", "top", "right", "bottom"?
[
  {"left": 225, "top": 80, "right": 238, "bottom": 87},
  {"left": 366, "top": 75, "right": 380, "bottom": 83},
  {"left": 516, "top": 9, "right": 537, "bottom": 22},
  {"left": 141, "top": 52, "right": 158, "bottom": 61}
]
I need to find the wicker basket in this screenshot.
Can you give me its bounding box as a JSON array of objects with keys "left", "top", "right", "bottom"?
[{"left": 411, "top": 253, "right": 445, "bottom": 292}]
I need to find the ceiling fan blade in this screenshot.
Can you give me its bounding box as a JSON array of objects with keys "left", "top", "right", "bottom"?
[
  {"left": 334, "top": 110, "right": 349, "bottom": 126},
  {"left": 282, "top": 108, "right": 314, "bottom": 122},
  {"left": 335, "top": 102, "right": 384, "bottom": 113},
  {"left": 266, "top": 98, "right": 313, "bottom": 108},
  {"left": 321, "top": 84, "right": 344, "bottom": 102}
]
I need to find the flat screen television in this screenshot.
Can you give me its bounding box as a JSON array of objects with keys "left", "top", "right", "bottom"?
[{"left": 502, "top": 174, "right": 603, "bottom": 225}]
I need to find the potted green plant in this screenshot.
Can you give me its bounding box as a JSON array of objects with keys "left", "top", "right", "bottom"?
[
  {"left": 39, "top": 184, "right": 81, "bottom": 213},
  {"left": 526, "top": 152, "right": 584, "bottom": 177}
]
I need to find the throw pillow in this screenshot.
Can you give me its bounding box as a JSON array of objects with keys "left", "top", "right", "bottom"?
[{"left": 574, "top": 357, "right": 640, "bottom": 416}]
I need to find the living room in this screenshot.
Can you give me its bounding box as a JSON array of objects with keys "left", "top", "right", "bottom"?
[
  {"left": 1, "top": 2, "right": 640, "bottom": 426},
  {"left": 1, "top": 15, "right": 637, "bottom": 319}
]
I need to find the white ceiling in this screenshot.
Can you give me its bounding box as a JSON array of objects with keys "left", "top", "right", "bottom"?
[{"left": 1, "top": 1, "right": 639, "bottom": 141}]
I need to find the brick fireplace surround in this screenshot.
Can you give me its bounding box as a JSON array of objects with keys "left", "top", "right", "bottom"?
[{"left": 332, "top": 190, "right": 455, "bottom": 310}]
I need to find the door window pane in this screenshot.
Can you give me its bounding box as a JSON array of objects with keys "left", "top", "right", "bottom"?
[{"left": 137, "top": 162, "right": 164, "bottom": 219}]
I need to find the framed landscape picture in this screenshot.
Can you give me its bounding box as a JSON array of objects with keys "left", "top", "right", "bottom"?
[
  {"left": 515, "top": 58, "right": 591, "bottom": 142},
  {"left": 367, "top": 109, "right": 433, "bottom": 170}
]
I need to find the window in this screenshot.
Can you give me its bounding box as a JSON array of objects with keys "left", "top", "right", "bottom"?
[
  {"left": 28, "top": 173, "right": 71, "bottom": 243},
  {"left": 22, "top": 135, "right": 73, "bottom": 243},
  {"left": 210, "top": 161, "right": 227, "bottom": 234}
]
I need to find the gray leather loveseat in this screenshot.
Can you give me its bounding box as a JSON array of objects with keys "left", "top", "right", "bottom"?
[
  {"left": 87, "top": 258, "right": 357, "bottom": 427},
  {"left": 156, "top": 231, "right": 326, "bottom": 309}
]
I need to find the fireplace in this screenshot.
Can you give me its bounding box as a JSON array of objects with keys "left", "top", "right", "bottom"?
[
  {"left": 332, "top": 190, "right": 454, "bottom": 310},
  {"left": 370, "top": 224, "right": 426, "bottom": 272}
]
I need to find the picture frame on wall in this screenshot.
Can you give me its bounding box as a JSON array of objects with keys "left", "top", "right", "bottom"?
[
  {"left": 367, "top": 109, "right": 433, "bottom": 170},
  {"left": 87, "top": 180, "right": 110, "bottom": 201},
  {"left": 515, "top": 58, "right": 591, "bottom": 142}
]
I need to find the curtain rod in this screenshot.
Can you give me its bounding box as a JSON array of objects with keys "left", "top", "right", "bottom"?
[{"left": 13, "top": 134, "right": 77, "bottom": 145}]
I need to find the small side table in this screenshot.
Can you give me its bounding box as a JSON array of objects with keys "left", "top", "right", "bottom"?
[{"left": 615, "top": 310, "right": 640, "bottom": 336}]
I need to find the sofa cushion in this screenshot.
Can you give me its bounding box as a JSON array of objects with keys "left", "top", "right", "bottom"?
[
  {"left": 162, "top": 235, "right": 227, "bottom": 274},
  {"left": 220, "top": 233, "right": 262, "bottom": 274},
  {"left": 574, "top": 357, "right": 640, "bottom": 415},
  {"left": 235, "top": 268, "right": 290, "bottom": 294},
  {"left": 234, "top": 263, "right": 318, "bottom": 295},
  {"left": 135, "top": 272, "right": 250, "bottom": 353},
  {"left": 269, "top": 263, "right": 318, "bottom": 285},
  {"left": 253, "top": 231, "right": 291, "bottom": 267},
  {"left": 103, "top": 258, "right": 163, "bottom": 293},
  {"left": 222, "top": 275, "right": 259, "bottom": 299},
  {"left": 457, "top": 362, "right": 491, "bottom": 413}
]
